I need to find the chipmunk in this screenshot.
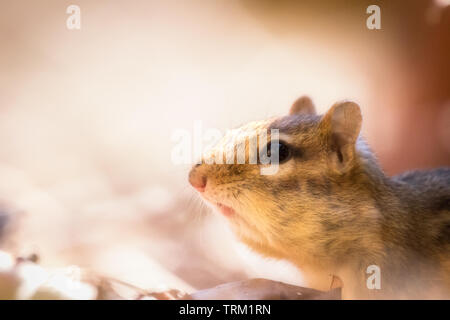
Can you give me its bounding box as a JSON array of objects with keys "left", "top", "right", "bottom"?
[{"left": 188, "top": 96, "right": 450, "bottom": 299}]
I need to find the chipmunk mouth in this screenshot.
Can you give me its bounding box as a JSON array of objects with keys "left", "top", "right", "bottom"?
[
  {"left": 194, "top": 190, "right": 236, "bottom": 217},
  {"left": 216, "top": 203, "right": 236, "bottom": 217}
]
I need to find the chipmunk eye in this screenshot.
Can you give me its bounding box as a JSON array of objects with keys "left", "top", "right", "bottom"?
[{"left": 266, "top": 141, "right": 292, "bottom": 164}]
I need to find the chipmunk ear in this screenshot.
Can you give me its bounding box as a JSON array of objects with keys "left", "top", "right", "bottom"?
[
  {"left": 289, "top": 96, "right": 316, "bottom": 115},
  {"left": 319, "top": 101, "right": 362, "bottom": 173}
]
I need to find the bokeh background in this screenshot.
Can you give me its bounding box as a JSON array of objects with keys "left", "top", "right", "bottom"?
[{"left": 0, "top": 0, "right": 449, "bottom": 293}]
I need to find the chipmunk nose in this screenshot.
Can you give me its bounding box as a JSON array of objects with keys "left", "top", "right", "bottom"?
[{"left": 189, "top": 165, "right": 207, "bottom": 192}]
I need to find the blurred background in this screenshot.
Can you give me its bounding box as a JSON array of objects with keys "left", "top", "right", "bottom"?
[{"left": 0, "top": 0, "right": 449, "bottom": 294}]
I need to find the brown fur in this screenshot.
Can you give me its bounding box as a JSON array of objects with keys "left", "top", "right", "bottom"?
[{"left": 189, "top": 97, "right": 450, "bottom": 299}]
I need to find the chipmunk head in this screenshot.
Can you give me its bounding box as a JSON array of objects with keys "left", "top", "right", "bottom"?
[{"left": 189, "top": 96, "right": 364, "bottom": 259}]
